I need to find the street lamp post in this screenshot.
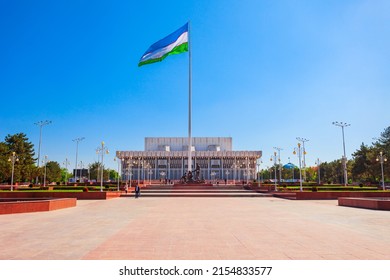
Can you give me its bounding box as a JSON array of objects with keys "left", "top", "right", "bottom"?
[
  {"left": 376, "top": 152, "right": 387, "bottom": 191},
  {"left": 114, "top": 156, "right": 122, "bottom": 191},
  {"left": 8, "top": 152, "right": 19, "bottom": 191},
  {"left": 72, "top": 137, "right": 85, "bottom": 183},
  {"left": 232, "top": 160, "right": 240, "bottom": 184},
  {"left": 42, "top": 155, "right": 48, "bottom": 188},
  {"left": 96, "top": 141, "right": 109, "bottom": 192},
  {"left": 63, "top": 158, "right": 70, "bottom": 184},
  {"left": 316, "top": 158, "right": 321, "bottom": 185},
  {"left": 245, "top": 157, "right": 249, "bottom": 184},
  {"left": 137, "top": 157, "right": 141, "bottom": 185},
  {"left": 257, "top": 159, "right": 262, "bottom": 187},
  {"left": 34, "top": 120, "right": 51, "bottom": 184},
  {"left": 127, "top": 159, "right": 134, "bottom": 185},
  {"left": 293, "top": 143, "right": 303, "bottom": 192},
  {"left": 78, "top": 161, "right": 84, "bottom": 183},
  {"left": 332, "top": 122, "right": 350, "bottom": 186},
  {"left": 148, "top": 170, "right": 153, "bottom": 185},
  {"left": 296, "top": 138, "right": 309, "bottom": 181},
  {"left": 225, "top": 170, "right": 230, "bottom": 184},
  {"left": 160, "top": 171, "right": 166, "bottom": 183},
  {"left": 270, "top": 152, "right": 278, "bottom": 191},
  {"left": 273, "top": 147, "right": 283, "bottom": 184},
  {"left": 237, "top": 163, "right": 242, "bottom": 183}
]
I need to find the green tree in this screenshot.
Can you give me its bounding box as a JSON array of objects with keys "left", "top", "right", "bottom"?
[
  {"left": 88, "top": 162, "right": 110, "bottom": 182},
  {"left": 351, "top": 143, "right": 377, "bottom": 182},
  {"left": 109, "top": 169, "right": 119, "bottom": 181},
  {"left": 60, "top": 168, "right": 73, "bottom": 183},
  {"left": 45, "top": 161, "right": 62, "bottom": 183},
  {"left": 0, "top": 142, "right": 10, "bottom": 182},
  {"left": 321, "top": 160, "right": 343, "bottom": 184},
  {"left": 3, "top": 133, "right": 36, "bottom": 182},
  {"left": 373, "top": 126, "right": 390, "bottom": 182}
]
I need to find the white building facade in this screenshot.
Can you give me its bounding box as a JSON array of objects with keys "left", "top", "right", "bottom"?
[{"left": 116, "top": 137, "right": 262, "bottom": 182}]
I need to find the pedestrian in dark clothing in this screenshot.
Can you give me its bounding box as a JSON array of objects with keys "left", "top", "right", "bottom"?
[{"left": 135, "top": 185, "right": 140, "bottom": 198}]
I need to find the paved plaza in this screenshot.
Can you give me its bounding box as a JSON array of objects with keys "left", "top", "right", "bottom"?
[{"left": 0, "top": 197, "right": 389, "bottom": 260}]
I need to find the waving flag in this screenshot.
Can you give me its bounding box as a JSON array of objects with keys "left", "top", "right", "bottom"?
[{"left": 138, "top": 23, "right": 189, "bottom": 67}]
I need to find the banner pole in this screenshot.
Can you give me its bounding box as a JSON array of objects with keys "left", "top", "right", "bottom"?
[{"left": 188, "top": 21, "right": 192, "bottom": 173}]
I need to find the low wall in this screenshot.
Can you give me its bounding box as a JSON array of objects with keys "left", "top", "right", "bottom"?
[
  {"left": 338, "top": 197, "right": 390, "bottom": 211},
  {"left": 0, "top": 191, "right": 122, "bottom": 200},
  {"left": 0, "top": 198, "right": 77, "bottom": 215},
  {"left": 295, "top": 191, "right": 390, "bottom": 200}
]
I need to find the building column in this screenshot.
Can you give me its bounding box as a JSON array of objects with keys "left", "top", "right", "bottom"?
[
  {"left": 208, "top": 157, "right": 211, "bottom": 181},
  {"left": 181, "top": 156, "right": 184, "bottom": 175},
  {"left": 168, "top": 156, "right": 170, "bottom": 180},
  {"left": 155, "top": 157, "right": 158, "bottom": 181}
]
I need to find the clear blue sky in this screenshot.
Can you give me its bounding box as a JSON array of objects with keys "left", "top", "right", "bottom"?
[{"left": 1, "top": 0, "right": 389, "bottom": 171}]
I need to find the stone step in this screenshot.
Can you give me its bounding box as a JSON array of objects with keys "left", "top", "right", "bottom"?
[
  {"left": 142, "top": 185, "right": 247, "bottom": 190},
  {"left": 139, "top": 190, "right": 256, "bottom": 193},
  {"left": 121, "top": 193, "right": 272, "bottom": 198},
  {"left": 123, "top": 183, "right": 271, "bottom": 198}
]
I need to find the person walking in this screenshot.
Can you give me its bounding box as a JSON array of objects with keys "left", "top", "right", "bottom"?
[{"left": 135, "top": 184, "right": 140, "bottom": 198}]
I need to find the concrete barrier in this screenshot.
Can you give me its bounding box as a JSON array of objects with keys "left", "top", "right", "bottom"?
[
  {"left": 0, "top": 191, "right": 122, "bottom": 200},
  {"left": 0, "top": 198, "right": 77, "bottom": 215},
  {"left": 338, "top": 197, "right": 390, "bottom": 210}
]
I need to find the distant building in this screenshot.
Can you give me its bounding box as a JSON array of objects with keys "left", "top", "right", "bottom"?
[
  {"left": 72, "top": 168, "right": 89, "bottom": 182},
  {"left": 116, "top": 137, "right": 261, "bottom": 181}
]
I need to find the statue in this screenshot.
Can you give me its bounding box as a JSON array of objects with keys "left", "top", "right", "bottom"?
[
  {"left": 194, "top": 163, "right": 201, "bottom": 181},
  {"left": 178, "top": 164, "right": 204, "bottom": 184}
]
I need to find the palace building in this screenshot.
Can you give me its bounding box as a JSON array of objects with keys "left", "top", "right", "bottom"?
[{"left": 116, "top": 137, "right": 262, "bottom": 182}]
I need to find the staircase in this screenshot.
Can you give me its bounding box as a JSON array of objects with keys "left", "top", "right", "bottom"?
[{"left": 122, "top": 184, "right": 272, "bottom": 198}]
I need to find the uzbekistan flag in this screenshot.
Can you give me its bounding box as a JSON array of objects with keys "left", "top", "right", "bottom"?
[{"left": 138, "top": 23, "right": 188, "bottom": 67}]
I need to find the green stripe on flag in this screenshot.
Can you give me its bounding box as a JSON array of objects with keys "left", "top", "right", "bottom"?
[{"left": 138, "top": 43, "right": 188, "bottom": 67}]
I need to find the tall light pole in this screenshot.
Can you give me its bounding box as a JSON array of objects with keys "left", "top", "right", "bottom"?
[
  {"left": 34, "top": 120, "right": 51, "bottom": 183},
  {"left": 257, "top": 158, "right": 262, "bottom": 187},
  {"left": 316, "top": 158, "right": 321, "bottom": 185},
  {"left": 160, "top": 171, "right": 166, "bottom": 183},
  {"left": 225, "top": 170, "right": 230, "bottom": 184},
  {"left": 273, "top": 147, "right": 283, "bottom": 184},
  {"left": 8, "top": 152, "right": 19, "bottom": 191},
  {"left": 296, "top": 138, "right": 309, "bottom": 181},
  {"left": 137, "top": 157, "right": 141, "bottom": 185},
  {"left": 127, "top": 158, "right": 134, "bottom": 185},
  {"left": 376, "top": 151, "right": 387, "bottom": 191},
  {"left": 293, "top": 143, "right": 303, "bottom": 192},
  {"left": 148, "top": 170, "right": 153, "bottom": 185},
  {"left": 245, "top": 157, "right": 250, "bottom": 184},
  {"left": 114, "top": 156, "right": 122, "bottom": 191},
  {"left": 232, "top": 160, "right": 240, "bottom": 184},
  {"left": 63, "top": 158, "right": 70, "bottom": 184},
  {"left": 332, "top": 122, "right": 350, "bottom": 186},
  {"left": 270, "top": 152, "right": 278, "bottom": 191},
  {"left": 78, "top": 161, "right": 84, "bottom": 183},
  {"left": 72, "top": 137, "right": 85, "bottom": 183},
  {"left": 42, "top": 155, "right": 48, "bottom": 188},
  {"left": 96, "top": 141, "right": 109, "bottom": 191}
]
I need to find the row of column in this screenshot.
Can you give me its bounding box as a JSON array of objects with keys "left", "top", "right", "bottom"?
[{"left": 121, "top": 157, "right": 257, "bottom": 181}]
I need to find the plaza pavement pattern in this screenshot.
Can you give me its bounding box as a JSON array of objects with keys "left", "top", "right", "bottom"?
[{"left": 0, "top": 197, "right": 389, "bottom": 260}]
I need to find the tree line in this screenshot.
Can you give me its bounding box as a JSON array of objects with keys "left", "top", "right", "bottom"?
[
  {"left": 0, "top": 133, "right": 118, "bottom": 184},
  {"left": 263, "top": 126, "right": 390, "bottom": 184}
]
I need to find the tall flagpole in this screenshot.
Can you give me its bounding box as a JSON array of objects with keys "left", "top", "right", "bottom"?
[{"left": 188, "top": 21, "right": 192, "bottom": 173}]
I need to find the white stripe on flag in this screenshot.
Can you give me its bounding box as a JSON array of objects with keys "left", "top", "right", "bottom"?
[{"left": 140, "top": 32, "right": 188, "bottom": 62}]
